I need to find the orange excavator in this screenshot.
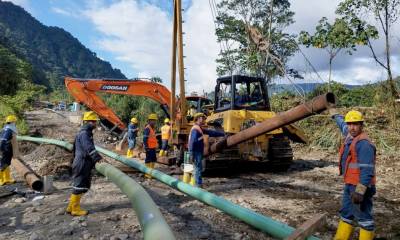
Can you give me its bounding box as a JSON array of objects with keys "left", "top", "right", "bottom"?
[{"left": 65, "top": 77, "right": 212, "bottom": 135}]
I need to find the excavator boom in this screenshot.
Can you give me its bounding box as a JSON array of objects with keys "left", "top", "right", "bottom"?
[{"left": 65, "top": 77, "right": 172, "bottom": 131}]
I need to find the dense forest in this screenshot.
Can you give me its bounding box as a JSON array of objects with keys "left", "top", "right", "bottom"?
[{"left": 0, "top": 1, "right": 126, "bottom": 90}]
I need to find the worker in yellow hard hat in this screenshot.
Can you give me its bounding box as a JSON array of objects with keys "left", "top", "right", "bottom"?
[
  {"left": 126, "top": 117, "right": 139, "bottom": 158},
  {"left": 0, "top": 115, "right": 18, "bottom": 185},
  {"left": 329, "top": 109, "right": 376, "bottom": 240},
  {"left": 66, "top": 111, "right": 102, "bottom": 216},
  {"left": 159, "top": 118, "right": 171, "bottom": 157},
  {"left": 143, "top": 113, "right": 158, "bottom": 178}
]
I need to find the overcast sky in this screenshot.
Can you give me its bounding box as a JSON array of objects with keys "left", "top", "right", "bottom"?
[{"left": 6, "top": 0, "right": 400, "bottom": 92}]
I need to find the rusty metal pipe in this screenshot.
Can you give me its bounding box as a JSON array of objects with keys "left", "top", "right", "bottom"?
[
  {"left": 209, "top": 93, "right": 336, "bottom": 154},
  {"left": 11, "top": 157, "right": 43, "bottom": 191}
]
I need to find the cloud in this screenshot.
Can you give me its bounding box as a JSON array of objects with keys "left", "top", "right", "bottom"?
[
  {"left": 288, "top": 0, "right": 400, "bottom": 84},
  {"left": 84, "top": 0, "right": 172, "bottom": 82},
  {"left": 84, "top": 0, "right": 219, "bottom": 93},
  {"left": 51, "top": 7, "right": 81, "bottom": 18},
  {"left": 84, "top": 0, "right": 399, "bottom": 93}
]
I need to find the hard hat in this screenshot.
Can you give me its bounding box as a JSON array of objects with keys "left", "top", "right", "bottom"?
[
  {"left": 148, "top": 113, "right": 158, "bottom": 120},
  {"left": 164, "top": 118, "right": 170, "bottom": 123},
  {"left": 131, "top": 117, "right": 138, "bottom": 123},
  {"left": 344, "top": 110, "right": 364, "bottom": 123},
  {"left": 194, "top": 112, "right": 206, "bottom": 120},
  {"left": 83, "top": 111, "right": 100, "bottom": 121},
  {"left": 5, "top": 115, "right": 17, "bottom": 123}
]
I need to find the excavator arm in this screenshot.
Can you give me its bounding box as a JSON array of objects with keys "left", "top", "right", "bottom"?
[{"left": 65, "top": 77, "right": 172, "bottom": 131}]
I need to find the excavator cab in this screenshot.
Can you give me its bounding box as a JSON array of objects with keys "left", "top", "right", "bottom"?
[{"left": 214, "top": 75, "right": 270, "bottom": 113}]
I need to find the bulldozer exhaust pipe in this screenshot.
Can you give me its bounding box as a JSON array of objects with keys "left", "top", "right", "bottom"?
[{"left": 209, "top": 93, "right": 336, "bottom": 154}]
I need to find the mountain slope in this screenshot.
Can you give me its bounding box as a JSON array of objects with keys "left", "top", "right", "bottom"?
[{"left": 0, "top": 1, "right": 126, "bottom": 89}]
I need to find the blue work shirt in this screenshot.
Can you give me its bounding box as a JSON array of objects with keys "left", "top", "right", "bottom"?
[
  {"left": 333, "top": 115, "right": 375, "bottom": 186},
  {"left": 127, "top": 123, "right": 138, "bottom": 139},
  {"left": 0, "top": 126, "right": 13, "bottom": 153},
  {"left": 188, "top": 125, "right": 225, "bottom": 153}
]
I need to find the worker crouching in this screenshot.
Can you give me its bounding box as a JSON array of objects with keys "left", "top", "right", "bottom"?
[
  {"left": 330, "top": 109, "right": 376, "bottom": 240},
  {"left": 159, "top": 118, "right": 171, "bottom": 157},
  {"left": 143, "top": 114, "right": 158, "bottom": 179},
  {"left": 188, "top": 113, "right": 224, "bottom": 187},
  {"left": 0, "top": 115, "right": 18, "bottom": 185},
  {"left": 126, "top": 117, "right": 138, "bottom": 158},
  {"left": 66, "top": 111, "right": 102, "bottom": 216}
]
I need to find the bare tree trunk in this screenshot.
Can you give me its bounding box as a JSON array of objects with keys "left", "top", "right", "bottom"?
[
  {"left": 328, "top": 55, "right": 333, "bottom": 91},
  {"left": 384, "top": 3, "right": 399, "bottom": 99}
]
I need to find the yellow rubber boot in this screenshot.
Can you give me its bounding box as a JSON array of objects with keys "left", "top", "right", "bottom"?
[
  {"left": 190, "top": 176, "right": 196, "bottom": 186},
  {"left": 66, "top": 194, "right": 73, "bottom": 213},
  {"left": 359, "top": 228, "right": 374, "bottom": 240},
  {"left": 334, "top": 220, "right": 354, "bottom": 240},
  {"left": 0, "top": 169, "right": 5, "bottom": 186},
  {"left": 182, "top": 172, "right": 191, "bottom": 183},
  {"left": 126, "top": 149, "right": 133, "bottom": 158},
  {"left": 3, "top": 166, "right": 15, "bottom": 184},
  {"left": 144, "top": 163, "right": 153, "bottom": 179},
  {"left": 159, "top": 150, "right": 164, "bottom": 157},
  {"left": 70, "top": 194, "right": 88, "bottom": 216}
]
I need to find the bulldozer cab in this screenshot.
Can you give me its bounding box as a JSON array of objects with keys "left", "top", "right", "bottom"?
[{"left": 214, "top": 75, "right": 271, "bottom": 113}]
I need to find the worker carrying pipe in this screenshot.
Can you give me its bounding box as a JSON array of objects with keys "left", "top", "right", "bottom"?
[
  {"left": 66, "top": 111, "right": 103, "bottom": 216},
  {"left": 189, "top": 113, "right": 225, "bottom": 187},
  {"left": 330, "top": 109, "right": 376, "bottom": 240},
  {"left": 0, "top": 115, "right": 18, "bottom": 185}
]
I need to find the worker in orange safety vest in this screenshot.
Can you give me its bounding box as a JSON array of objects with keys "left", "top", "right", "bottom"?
[
  {"left": 143, "top": 113, "right": 158, "bottom": 178},
  {"left": 330, "top": 109, "right": 376, "bottom": 240}
]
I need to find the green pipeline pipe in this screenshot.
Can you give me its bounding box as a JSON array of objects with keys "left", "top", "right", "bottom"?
[
  {"left": 95, "top": 163, "right": 175, "bottom": 240},
  {"left": 17, "top": 135, "right": 74, "bottom": 151},
  {"left": 17, "top": 136, "right": 175, "bottom": 240},
  {"left": 17, "top": 136, "right": 319, "bottom": 239},
  {"left": 94, "top": 146, "right": 320, "bottom": 240}
]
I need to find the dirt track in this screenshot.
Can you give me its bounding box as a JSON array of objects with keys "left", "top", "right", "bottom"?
[{"left": 0, "top": 110, "right": 399, "bottom": 240}]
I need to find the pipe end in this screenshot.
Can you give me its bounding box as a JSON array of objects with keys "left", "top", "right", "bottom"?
[
  {"left": 32, "top": 181, "right": 43, "bottom": 191},
  {"left": 326, "top": 92, "right": 336, "bottom": 106}
]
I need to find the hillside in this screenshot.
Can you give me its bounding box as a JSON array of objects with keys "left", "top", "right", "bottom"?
[{"left": 0, "top": 1, "right": 126, "bottom": 90}]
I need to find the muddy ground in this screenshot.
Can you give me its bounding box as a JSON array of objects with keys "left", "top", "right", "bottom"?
[{"left": 0, "top": 109, "right": 399, "bottom": 240}]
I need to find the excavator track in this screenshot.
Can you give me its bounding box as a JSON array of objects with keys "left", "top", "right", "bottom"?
[{"left": 266, "top": 134, "right": 293, "bottom": 171}]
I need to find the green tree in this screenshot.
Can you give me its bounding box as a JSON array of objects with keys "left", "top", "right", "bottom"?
[
  {"left": 337, "top": 0, "right": 400, "bottom": 100},
  {"left": 214, "top": 0, "right": 297, "bottom": 82},
  {"left": 299, "top": 17, "right": 378, "bottom": 85}
]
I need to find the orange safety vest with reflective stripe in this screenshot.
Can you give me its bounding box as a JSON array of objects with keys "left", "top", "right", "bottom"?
[
  {"left": 161, "top": 124, "right": 171, "bottom": 140},
  {"left": 145, "top": 125, "right": 158, "bottom": 149},
  {"left": 338, "top": 132, "right": 376, "bottom": 185}
]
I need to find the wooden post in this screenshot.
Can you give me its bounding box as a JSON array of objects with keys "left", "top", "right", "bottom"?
[{"left": 285, "top": 213, "right": 326, "bottom": 240}]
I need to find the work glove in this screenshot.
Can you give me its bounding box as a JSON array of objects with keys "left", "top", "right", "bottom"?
[
  {"left": 328, "top": 108, "right": 339, "bottom": 118},
  {"left": 351, "top": 192, "right": 364, "bottom": 204},
  {"left": 351, "top": 183, "right": 367, "bottom": 204}
]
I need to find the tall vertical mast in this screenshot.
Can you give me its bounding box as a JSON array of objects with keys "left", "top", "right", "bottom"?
[{"left": 170, "top": 0, "right": 178, "bottom": 124}]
